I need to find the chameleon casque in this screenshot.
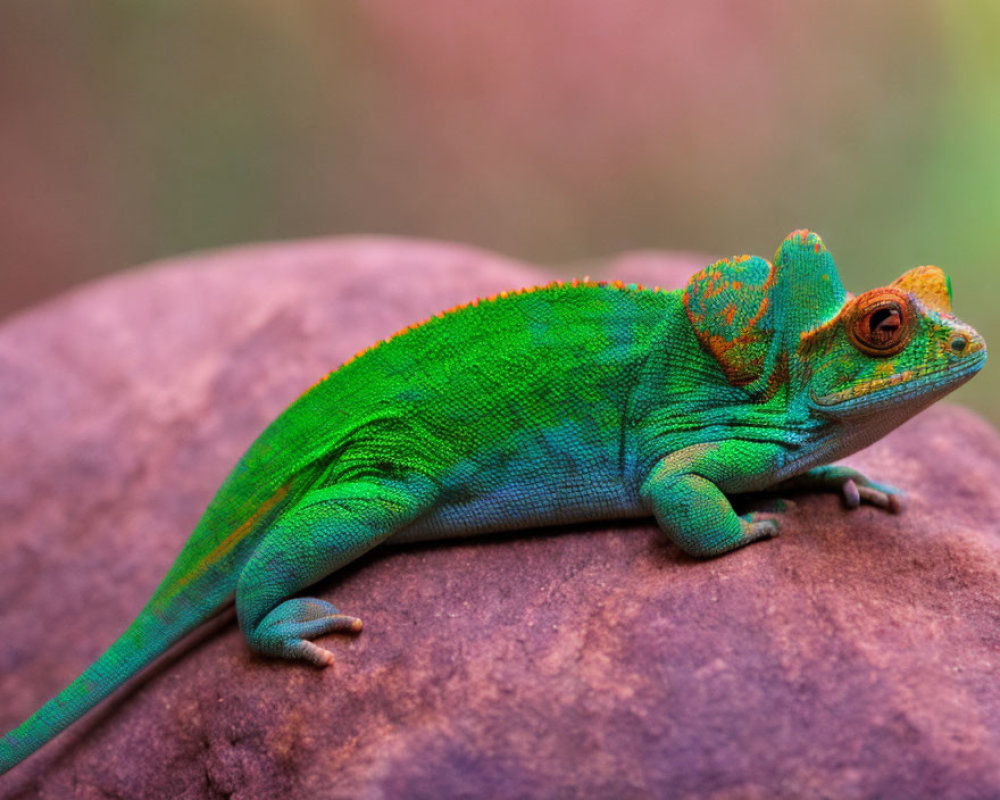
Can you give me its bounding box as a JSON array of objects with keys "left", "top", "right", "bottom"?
[{"left": 0, "top": 230, "right": 987, "bottom": 773}]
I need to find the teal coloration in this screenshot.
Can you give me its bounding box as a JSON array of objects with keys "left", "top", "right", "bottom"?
[{"left": 0, "top": 231, "right": 987, "bottom": 774}]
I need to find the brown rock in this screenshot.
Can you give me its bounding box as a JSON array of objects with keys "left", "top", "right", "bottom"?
[{"left": 1, "top": 239, "right": 999, "bottom": 799}]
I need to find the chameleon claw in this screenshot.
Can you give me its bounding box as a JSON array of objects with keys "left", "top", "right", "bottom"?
[
  {"left": 887, "top": 493, "right": 905, "bottom": 514},
  {"left": 842, "top": 478, "right": 861, "bottom": 509}
]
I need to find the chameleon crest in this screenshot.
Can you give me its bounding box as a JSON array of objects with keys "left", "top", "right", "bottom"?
[{"left": 682, "top": 230, "right": 845, "bottom": 394}]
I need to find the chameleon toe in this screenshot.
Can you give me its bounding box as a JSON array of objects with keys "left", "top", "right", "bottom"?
[
  {"left": 856, "top": 485, "right": 905, "bottom": 513},
  {"left": 297, "top": 641, "right": 337, "bottom": 668},
  {"left": 842, "top": 478, "right": 862, "bottom": 509}
]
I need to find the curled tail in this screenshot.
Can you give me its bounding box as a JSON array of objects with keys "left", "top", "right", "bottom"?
[{"left": 0, "top": 582, "right": 231, "bottom": 775}]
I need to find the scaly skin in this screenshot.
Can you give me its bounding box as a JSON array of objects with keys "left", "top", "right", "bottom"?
[{"left": 0, "top": 230, "right": 986, "bottom": 774}]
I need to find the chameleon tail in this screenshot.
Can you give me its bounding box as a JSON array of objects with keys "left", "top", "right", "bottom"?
[
  {"left": 1, "top": 427, "right": 323, "bottom": 774},
  {"left": 0, "top": 585, "right": 228, "bottom": 775}
]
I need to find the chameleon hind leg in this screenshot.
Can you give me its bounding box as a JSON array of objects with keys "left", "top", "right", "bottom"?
[{"left": 236, "top": 475, "right": 436, "bottom": 666}]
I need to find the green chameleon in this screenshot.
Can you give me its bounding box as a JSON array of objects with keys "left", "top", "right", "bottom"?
[{"left": 0, "top": 230, "right": 986, "bottom": 774}]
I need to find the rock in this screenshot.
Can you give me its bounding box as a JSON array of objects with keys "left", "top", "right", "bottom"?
[{"left": 1, "top": 238, "right": 998, "bottom": 799}]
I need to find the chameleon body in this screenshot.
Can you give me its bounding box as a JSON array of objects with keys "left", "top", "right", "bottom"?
[{"left": 0, "top": 230, "right": 986, "bottom": 773}]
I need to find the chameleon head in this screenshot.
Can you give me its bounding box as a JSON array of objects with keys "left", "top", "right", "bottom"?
[
  {"left": 803, "top": 264, "right": 986, "bottom": 419},
  {"left": 683, "top": 230, "right": 986, "bottom": 428}
]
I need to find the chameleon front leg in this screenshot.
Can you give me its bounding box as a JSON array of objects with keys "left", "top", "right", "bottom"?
[
  {"left": 236, "top": 474, "right": 436, "bottom": 666},
  {"left": 776, "top": 465, "right": 905, "bottom": 513},
  {"left": 640, "top": 441, "right": 786, "bottom": 558}
]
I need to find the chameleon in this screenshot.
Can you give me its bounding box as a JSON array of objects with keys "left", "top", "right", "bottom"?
[{"left": 0, "top": 229, "right": 986, "bottom": 774}]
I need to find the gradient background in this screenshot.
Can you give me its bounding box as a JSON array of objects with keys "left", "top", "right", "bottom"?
[{"left": 1, "top": 1, "right": 996, "bottom": 421}]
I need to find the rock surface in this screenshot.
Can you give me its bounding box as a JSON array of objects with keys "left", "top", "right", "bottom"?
[{"left": 1, "top": 238, "right": 999, "bottom": 800}]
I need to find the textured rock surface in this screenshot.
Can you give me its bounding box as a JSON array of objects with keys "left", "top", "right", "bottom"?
[{"left": 1, "top": 238, "right": 999, "bottom": 799}]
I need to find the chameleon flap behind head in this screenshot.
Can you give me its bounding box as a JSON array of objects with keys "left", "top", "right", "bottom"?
[{"left": 682, "top": 229, "right": 846, "bottom": 396}]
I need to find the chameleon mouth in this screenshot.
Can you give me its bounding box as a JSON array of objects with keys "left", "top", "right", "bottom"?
[{"left": 811, "top": 349, "right": 986, "bottom": 409}]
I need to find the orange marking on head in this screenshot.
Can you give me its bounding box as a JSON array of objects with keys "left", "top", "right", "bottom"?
[
  {"left": 891, "top": 265, "right": 951, "bottom": 312},
  {"left": 746, "top": 296, "right": 770, "bottom": 329},
  {"left": 703, "top": 282, "right": 728, "bottom": 300}
]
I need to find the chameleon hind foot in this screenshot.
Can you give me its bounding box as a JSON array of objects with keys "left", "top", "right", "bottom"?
[
  {"left": 235, "top": 477, "right": 437, "bottom": 667},
  {"left": 247, "top": 598, "right": 362, "bottom": 667}
]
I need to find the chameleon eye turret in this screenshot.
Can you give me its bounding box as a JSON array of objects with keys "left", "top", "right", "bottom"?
[{"left": 847, "top": 289, "right": 913, "bottom": 357}]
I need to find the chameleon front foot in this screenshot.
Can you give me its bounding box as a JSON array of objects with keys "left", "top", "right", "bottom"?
[
  {"left": 742, "top": 513, "right": 781, "bottom": 543},
  {"left": 779, "top": 465, "right": 905, "bottom": 515},
  {"left": 642, "top": 441, "right": 788, "bottom": 557},
  {"left": 841, "top": 478, "right": 905, "bottom": 514},
  {"left": 246, "top": 597, "right": 362, "bottom": 667}
]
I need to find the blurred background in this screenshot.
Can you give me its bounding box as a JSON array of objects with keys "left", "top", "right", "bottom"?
[{"left": 0, "top": 1, "right": 996, "bottom": 421}]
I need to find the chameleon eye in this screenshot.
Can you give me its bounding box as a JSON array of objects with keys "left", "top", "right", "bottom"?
[{"left": 848, "top": 291, "right": 912, "bottom": 357}]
